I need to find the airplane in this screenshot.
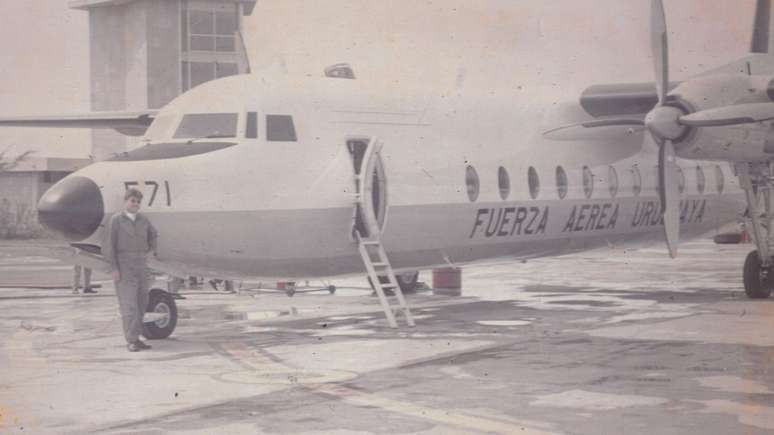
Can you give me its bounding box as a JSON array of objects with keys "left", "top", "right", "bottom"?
[{"left": 1, "top": 0, "right": 773, "bottom": 338}]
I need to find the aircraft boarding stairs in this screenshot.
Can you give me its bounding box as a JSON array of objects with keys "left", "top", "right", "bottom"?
[
  {"left": 356, "top": 232, "right": 415, "bottom": 328},
  {"left": 352, "top": 136, "right": 415, "bottom": 329}
]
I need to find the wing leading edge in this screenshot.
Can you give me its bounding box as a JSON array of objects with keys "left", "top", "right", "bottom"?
[{"left": 0, "top": 110, "right": 158, "bottom": 136}]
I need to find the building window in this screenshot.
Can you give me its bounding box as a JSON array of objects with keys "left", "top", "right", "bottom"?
[
  {"left": 630, "top": 165, "right": 642, "bottom": 197},
  {"left": 608, "top": 165, "right": 619, "bottom": 198},
  {"left": 181, "top": 1, "right": 242, "bottom": 91},
  {"left": 527, "top": 167, "right": 540, "bottom": 199},
  {"left": 696, "top": 166, "right": 706, "bottom": 194},
  {"left": 582, "top": 166, "right": 594, "bottom": 199},
  {"left": 465, "top": 165, "right": 479, "bottom": 202},
  {"left": 715, "top": 165, "right": 725, "bottom": 193},
  {"left": 556, "top": 166, "right": 568, "bottom": 199},
  {"left": 497, "top": 166, "right": 510, "bottom": 200},
  {"left": 42, "top": 171, "right": 69, "bottom": 184},
  {"left": 266, "top": 115, "right": 297, "bottom": 142}
]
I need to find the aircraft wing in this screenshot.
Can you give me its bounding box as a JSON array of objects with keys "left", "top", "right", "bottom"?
[
  {"left": 579, "top": 82, "right": 680, "bottom": 118},
  {"left": 0, "top": 110, "right": 158, "bottom": 136}
]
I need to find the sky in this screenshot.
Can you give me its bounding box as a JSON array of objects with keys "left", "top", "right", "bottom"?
[{"left": 0, "top": 0, "right": 759, "bottom": 158}]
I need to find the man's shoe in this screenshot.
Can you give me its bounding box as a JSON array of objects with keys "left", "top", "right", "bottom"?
[
  {"left": 72, "top": 289, "right": 80, "bottom": 295},
  {"left": 83, "top": 288, "right": 98, "bottom": 294},
  {"left": 134, "top": 340, "right": 152, "bottom": 350},
  {"left": 127, "top": 342, "right": 140, "bottom": 352}
]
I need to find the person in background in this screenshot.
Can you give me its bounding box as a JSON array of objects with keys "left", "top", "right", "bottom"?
[{"left": 72, "top": 265, "right": 96, "bottom": 295}]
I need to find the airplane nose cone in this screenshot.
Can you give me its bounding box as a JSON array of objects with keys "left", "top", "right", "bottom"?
[{"left": 37, "top": 176, "right": 104, "bottom": 241}]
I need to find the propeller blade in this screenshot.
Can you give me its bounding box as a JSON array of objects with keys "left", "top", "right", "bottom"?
[
  {"left": 651, "top": 0, "right": 669, "bottom": 105},
  {"left": 657, "top": 138, "right": 680, "bottom": 258},
  {"left": 679, "top": 102, "right": 774, "bottom": 127},
  {"left": 542, "top": 119, "right": 645, "bottom": 141}
]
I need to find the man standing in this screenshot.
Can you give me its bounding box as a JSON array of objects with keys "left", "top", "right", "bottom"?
[{"left": 105, "top": 188, "right": 159, "bottom": 352}]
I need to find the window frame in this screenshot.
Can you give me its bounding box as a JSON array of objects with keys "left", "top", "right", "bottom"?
[
  {"left": 630, "top": 165, "right": 642, "bottom": 197},
  {"left": 608, "top": 165, "right": 619, "bottom": 198},
  {"left": 556, "top": 166, "right": 568, "bottom": 199},
  {"left": 497, "top": 166, "right": 510, "bottom": 200},
  {"left": 715, "top": 165, "right": 725, "bottom": 193},
  {"left": 582, "top": 165, "right": 594, "bottom": 199},
  {"left": 465, "top": 165, "right": 480, "bottom": 202},
  {"left": 528, "top": 166, "right": 540, "bottom": 200},
  {"left": 696, "top": 166, "right": 706, "bottom": 194}
]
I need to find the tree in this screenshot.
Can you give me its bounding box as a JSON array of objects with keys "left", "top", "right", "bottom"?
[{"left": 0, "top": 149, "right": 34, "bottom": 172}]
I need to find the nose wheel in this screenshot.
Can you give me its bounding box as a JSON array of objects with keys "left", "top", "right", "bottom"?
[{"left": 743, "top": 250, "right": 774, "bottom": 299}]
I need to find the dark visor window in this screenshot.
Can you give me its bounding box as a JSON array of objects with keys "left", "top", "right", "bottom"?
[
  {"left": 266, "top": 115, "right": 297, "bottom": 142},
  {"left": 173, "top": 113, "right": 238, "bottom": 139}
]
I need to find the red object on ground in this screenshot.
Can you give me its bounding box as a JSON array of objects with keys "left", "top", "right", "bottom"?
[{"left": 432, "top": 267, "right": 462, "bottom": 289}]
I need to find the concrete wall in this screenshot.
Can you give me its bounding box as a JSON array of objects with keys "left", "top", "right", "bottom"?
[
  {"left": 89, "top": 5, "right": 129, "bottom": 160},
  {"left": 146, "top": 0, "right": 181, "bottom": 109}
]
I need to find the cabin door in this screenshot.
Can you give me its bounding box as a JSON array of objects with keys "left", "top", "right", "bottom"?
[{"left": 347, "top": 137, "right": 388, "bottom": 238}]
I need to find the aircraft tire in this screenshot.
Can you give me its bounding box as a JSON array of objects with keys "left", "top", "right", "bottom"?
[
  {"left": 368, "top": 271, "right": 419, "bottom": 294},
  {"left": 743, "top": 251, "right": 773, "bottom": 299},
  {"left": 143, "top": 288, "right": 178, "bottom": 339}
]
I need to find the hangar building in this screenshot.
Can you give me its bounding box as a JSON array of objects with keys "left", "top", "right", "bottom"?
[{"left": 68, "top": 0, "right": 256, "bottom": 159}]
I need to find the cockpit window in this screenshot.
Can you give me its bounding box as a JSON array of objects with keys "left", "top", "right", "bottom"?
[
  {"left": 266, "top": 114, "right": 297, "bottom": 141},
  {"left": 173, "top": 113, "right": 238, "bottom": 139}
]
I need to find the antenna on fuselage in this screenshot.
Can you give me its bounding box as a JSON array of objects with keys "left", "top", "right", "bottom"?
[
  {"left": 751, "top": 0, "right": 771, "bottom": 53},
  {"left": 324, "top": 63, "right": 356, "bottom": 79}
]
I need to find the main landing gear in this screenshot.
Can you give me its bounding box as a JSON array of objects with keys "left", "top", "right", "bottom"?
[
  {"left": 737, "top": 163, "right": 774, "bottom": 299},
  {"left": 142, "top": 288, "right": 178, "bottom": 339}
]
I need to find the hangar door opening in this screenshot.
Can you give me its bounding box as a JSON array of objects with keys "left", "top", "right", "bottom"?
[{"left": 348, "top": 138, "right": 387, "bottom": 238}]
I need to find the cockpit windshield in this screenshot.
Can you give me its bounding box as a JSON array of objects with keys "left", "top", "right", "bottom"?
[{"left": 173, "top": 113, "right": 238, "bottom": 139}]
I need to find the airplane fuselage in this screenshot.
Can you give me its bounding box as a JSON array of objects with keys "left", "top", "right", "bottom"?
[{"left": 53, "top": 71, "right": 751, "bottom": 280}]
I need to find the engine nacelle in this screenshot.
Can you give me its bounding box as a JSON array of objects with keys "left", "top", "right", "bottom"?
[{"left": 672, "top": 74, "right": 774, "bottom": 162}]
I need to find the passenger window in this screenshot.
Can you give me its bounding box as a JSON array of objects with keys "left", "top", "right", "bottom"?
[
  {"left": 608, "top": 166, "right": 619, "bottom": 198},
  {"left": 677, "top": 166, "right": 685, "bottom": 194},
  {"left": 630, "top": 165, "right": 642, "bottom": 197},
  {"left": 528, "top": 167, "right": 540, "bottom": 199},
  {"left": 556, "top": 166, "right": 568, "bottom": 199},
  {"left": 266, "top": 114, "right": 297, "bottom": 141},
  {"left": 173, "top": 113, "right": 238, "bottom": 139},
  {"left": 696, "top": 166, "right": 706, "bottom": 194},
  {"left": 246, "top": 112, "right": 257, "bottom": 139},
  {"left": 465, "top": 166, "right": 479, "bottom": 202},
  {"left": 498, "top": 166, "right": 510, "bottom": 200},
  {"left": 715, "top": 165, "right": 725, "bottom": 193},
  {"left": 582, "top": 166, "right": 594, "bottom": 199}
]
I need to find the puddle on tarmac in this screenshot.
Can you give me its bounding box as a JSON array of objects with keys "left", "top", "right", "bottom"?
[{"left": 179, "top": 307, "right": 315, "bottom": 321}]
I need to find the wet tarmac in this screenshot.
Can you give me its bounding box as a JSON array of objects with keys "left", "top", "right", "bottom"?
[{"left": 1, "top": 238, "right": 773, "bottom": 434}]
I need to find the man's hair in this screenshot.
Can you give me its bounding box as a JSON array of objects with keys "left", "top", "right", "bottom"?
[{"left": 124, "top": 188, "right": 143, "bottom": 201}]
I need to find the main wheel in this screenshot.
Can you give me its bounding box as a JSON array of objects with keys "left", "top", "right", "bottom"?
[
  {"left": 743, "top": 250, "right": 773, "bottom": 299},
  {"left": 368, "top": 271, "right": 419, "bottom": 294},
  {"left": 143, "top": 288, "right": 178, "bottom": 339}
]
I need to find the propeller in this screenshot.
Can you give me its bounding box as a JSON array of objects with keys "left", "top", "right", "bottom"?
[
  {"left": 647, "top": 0, "right": 681, "bottom": 258},
  {"left": 680, "top": 102, "right": 774, "bottom": 127},
  {"left": 541, "top": 0, "right": 774, "bottom": 257}
]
